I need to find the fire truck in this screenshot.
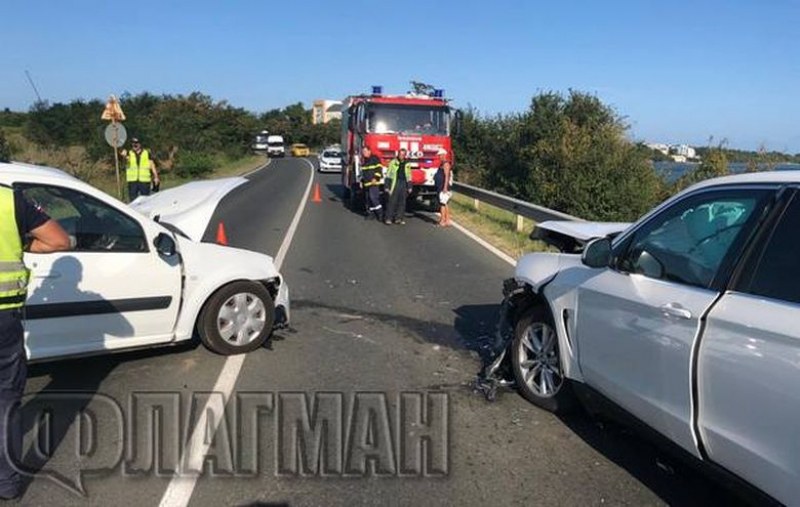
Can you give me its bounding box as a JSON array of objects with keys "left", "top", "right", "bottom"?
[{"left": 341, "top": 86, "right": 454, "bottom": 208}]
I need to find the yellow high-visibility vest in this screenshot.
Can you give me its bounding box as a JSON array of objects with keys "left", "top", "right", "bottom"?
[
  {"left": 0, "top": 187, "right": 28, "bottom": 311},
  {"left": 127, "top": 149, "right": 152, "bottom": 183}
]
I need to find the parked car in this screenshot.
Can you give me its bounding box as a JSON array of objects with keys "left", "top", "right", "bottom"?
[
  {"left": 290, "top": 143, "right": 310, "bottom": 157},
  {"left": 483, "top": 171, "right": 800, "bottom": 504},
  {"left": 1, "top": 162, "right": 290, "bottom": 361},
  {"left": 317, "top": 148, "right": 343, "bottom": 173}
]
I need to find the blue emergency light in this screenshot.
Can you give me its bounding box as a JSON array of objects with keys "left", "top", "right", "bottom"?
[
  {"left": 372, "top": 86, "right": 383, "bottom": 96},
  {"left": 433, "top": 89, "right": 444, "bottom": 98}
]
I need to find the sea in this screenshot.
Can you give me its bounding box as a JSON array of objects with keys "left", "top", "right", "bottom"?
[{"left": 654, "top": 162, "right": 800, "bottom": 184}]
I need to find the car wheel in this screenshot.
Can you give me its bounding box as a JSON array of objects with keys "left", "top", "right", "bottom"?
[
  {"left": 199, "top": 281, "right": 275, "bottom": 355},
  {"left": 511, "top": 306, "right": 575, "bottom": 412}
]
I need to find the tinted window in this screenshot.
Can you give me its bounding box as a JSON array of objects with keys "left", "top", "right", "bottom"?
[
  {"left": 617, "top": 189, "right": 770, "bottom": 288},
  {"left": 19, "top": 184, "right": 147, "bottom": 252},
  {"left": 739, "top": 192, "right": 800, "bottom": 304}
]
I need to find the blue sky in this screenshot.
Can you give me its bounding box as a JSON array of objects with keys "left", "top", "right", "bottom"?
[{"left": 2, "top": 0, "right": 798, "bottom": 152}]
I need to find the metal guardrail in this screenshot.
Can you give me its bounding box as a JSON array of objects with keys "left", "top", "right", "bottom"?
[{"left": 451, "top": 181, "right": 583, "bottom": 231}]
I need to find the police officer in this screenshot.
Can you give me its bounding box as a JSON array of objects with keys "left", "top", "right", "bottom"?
[
  {"left": 124, "top": 137, "right": 160, "bottom": 202},
  {"left": 360, "top": 146, "right": 384, "bottom": 220},
  {"left": 384, "top": 148, "right": 412, "bottom": 224},
  {"left": 0, "top": 185, "right": 69, "bottom": 498}
]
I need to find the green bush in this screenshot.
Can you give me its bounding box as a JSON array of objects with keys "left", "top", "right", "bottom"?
[
  {"left": 454, "top": 90, "right": 664, "bottom": 221},
  {"left": 0, "top": 129, "right": 10, "bottom": 162},
  {"left": 175, "top": 151, "right": 215, "bottom": 178}
]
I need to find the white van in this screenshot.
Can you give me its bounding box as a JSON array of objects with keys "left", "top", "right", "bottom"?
[{"left": 267, "top": 135, "right": 285, "bottom": 157}]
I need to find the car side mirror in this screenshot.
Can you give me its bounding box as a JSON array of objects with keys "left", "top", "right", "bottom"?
[
  {"left": 582, "top": 237, "right": 612, "bottom": 268},
  {"left": 154, "top": 233, "right": 176, "bottom": 257},
  {"left": 452, "top": 110, "right": 463, "bottom": 136}
]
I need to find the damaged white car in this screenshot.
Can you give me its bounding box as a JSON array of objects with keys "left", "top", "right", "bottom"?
[
  {"left": 480, "top": 172, "right": 800, "bottom": 504},
  {"left": 1, "top": 162, "right": 289, "bottom": 361}
]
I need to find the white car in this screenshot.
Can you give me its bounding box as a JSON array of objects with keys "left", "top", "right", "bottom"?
[
  {"left": 483, "top": 171, "right": 800, "bottom": 504},
  {"left": 1, "top": 162, "right": 289, "bottom": 361},
  {"left": 317, "top": 149, "right": 343, "bottom": 173}
]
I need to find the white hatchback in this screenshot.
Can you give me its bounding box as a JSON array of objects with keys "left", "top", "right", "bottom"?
[{"left": 1, "top": 162, "right": 290, "bottom": 361}]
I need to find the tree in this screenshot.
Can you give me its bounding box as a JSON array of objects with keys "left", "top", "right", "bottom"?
[
  {"left": 409, "top": 81, "right": 436, "bottom": 95},
  {"left": 0, "top": 129, "right": 10, "bottom": 162}
]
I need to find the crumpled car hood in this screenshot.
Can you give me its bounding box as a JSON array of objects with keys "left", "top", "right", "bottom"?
[
  {"left": 130, "top": 177, "right": 247, "bottom": 241},
  {"left": 531, "top": 220, "right": 630, "bottom": 253}
]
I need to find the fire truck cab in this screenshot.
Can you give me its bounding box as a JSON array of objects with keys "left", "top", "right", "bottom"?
[{"left": 341, "top": 86, "right": 453, "bottom": 209}]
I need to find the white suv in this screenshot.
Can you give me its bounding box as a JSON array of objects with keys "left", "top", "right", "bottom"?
[{"left": 484, "top": 171, "right": 800, "bottom": 504}]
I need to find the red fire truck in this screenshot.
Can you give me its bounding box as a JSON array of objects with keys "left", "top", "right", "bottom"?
[{"left": 341, "top": 86, "right": 454, "bottom": 208}]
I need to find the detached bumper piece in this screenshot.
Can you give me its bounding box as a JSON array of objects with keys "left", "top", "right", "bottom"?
[
  {"left": 273, "top": 281, "right": 291, "bottom": 330},
  {"left": 472, "top": 278, "right": 525, "bottom": 401}
]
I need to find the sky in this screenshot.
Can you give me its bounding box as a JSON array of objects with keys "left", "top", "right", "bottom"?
[{"left": 1, "top": 0, "right": 798, "bottom": 152}]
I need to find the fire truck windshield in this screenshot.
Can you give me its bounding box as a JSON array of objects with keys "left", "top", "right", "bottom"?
[{"left": 366, "top": 104, "right": 449, "bottom": 136}]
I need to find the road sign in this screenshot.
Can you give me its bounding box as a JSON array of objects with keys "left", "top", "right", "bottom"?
[
  {"left": 104, "top": 123, "right": 127, "bottom": 148},
  {"left": 101, "top": 95, "right": 126, "bottom": 121}
]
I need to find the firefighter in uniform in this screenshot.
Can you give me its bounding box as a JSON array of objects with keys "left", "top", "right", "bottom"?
[
  {"left": 0, "top": 186, "right": 69, "bottom": 498},
  {"left": 360, "top": 146, "right": 384, "bottom": 220},
  {"left": 124, "top": 137, "right": 159, "bottom": 202}
]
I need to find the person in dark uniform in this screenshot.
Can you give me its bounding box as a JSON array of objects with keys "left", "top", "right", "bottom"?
[
  {"left": 0, "top": 186, "right": 69, "bottom": 499},
  {"left": 384, "top": 148, "right": 412, "bottom": 224},
  {"left": 360, "top": 146, "right": 384, "bottom": 220}
]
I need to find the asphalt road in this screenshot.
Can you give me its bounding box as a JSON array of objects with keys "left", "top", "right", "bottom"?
[{"left": 17, "top": 156, "right": 744, "bottom": 506}]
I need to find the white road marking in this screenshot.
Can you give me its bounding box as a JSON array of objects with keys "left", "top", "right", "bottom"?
[
  {"left": 450, "top": 220, "right": 516, "bottom": 266},
  {"left": 241, "top": 157, "right": 272, "bottom": 177},
  {"left": 158, "top": 158, "right": 315, "bottom": 507}
]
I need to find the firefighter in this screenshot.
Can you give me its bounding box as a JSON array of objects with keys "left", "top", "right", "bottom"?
[
  {"left": 384, "top": 148, "right": 412, "bottom": 224},
  {"left": 123, "top": 137, "right": 160, "bottom": 202},
  {"left": 0, "top": 186, "right": 69, "bottom": 498},
  {"left": 360, "top": 146, "right": 384, "bottom": 220}
]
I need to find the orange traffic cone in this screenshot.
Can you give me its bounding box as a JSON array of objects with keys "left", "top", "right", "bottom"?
[
  {"left": 312, "top": 183, "right": 322, "bottom": 203},
  {"left": 216, "top": 222, "right": 228, "bottom": 245}
]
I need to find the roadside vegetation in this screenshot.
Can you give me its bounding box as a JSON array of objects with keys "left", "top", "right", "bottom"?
[
  {"left": 453, "top": 90, "right": 798, "bottom": 223},
  {"left": 0, "top": 94, "right": 339, "bottom": 192}
]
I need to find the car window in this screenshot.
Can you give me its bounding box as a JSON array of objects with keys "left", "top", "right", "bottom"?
[
  {"left": 18, "top": 184, "right": 147, "bottom": 253},
  {"left": 616, "top": 189, "right": 770, "bottom": 288},
  {"left": 736, "top": 192, "right": 800, "bottom": 304}
]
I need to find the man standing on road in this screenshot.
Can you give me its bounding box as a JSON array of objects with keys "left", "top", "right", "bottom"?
[
  {"left": 360, "top": 146, "right": 384, "bottom": 220},
  {"left": 384, "top": 148, "right": 412, "bottom": 225},
  {"left": 0, "top": 186, "right": 69, "bottom": 499},
  {"left": 123, "top": 137, "right": 159, "bottom": 202}
]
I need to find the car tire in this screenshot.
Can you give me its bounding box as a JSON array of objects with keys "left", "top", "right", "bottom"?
[
  {"left": 511, "top": 305, "right": 575, "bottom": 413},
  {"left": 199, "top": 281, "right": 275, "bottom": 355}
]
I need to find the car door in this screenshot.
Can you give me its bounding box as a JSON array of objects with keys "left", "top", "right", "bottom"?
[
  {"left": 574, "top": 186, "right": 774, "bottom": 456},
  {"left": 697, "top": 188, "right": 800, "bottom": 505},
  {"left": 17, "top": 183, "right": 182, "bottom": 360}
]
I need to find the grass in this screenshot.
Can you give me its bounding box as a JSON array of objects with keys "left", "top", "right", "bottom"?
[{"left": 449, "top": 193, "right": 551, "bottom": 260}]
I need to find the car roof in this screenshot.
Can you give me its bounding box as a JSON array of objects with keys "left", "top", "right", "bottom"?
[
  {"left": 0, "top": 161, "right": 80, "bottom": 184},
  {"left": 686, "top": 170, "right": 800, "bottom": 191}
]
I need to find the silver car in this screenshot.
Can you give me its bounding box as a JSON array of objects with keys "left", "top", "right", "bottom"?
[{"left": 483, "top": 171, "right": 800, "bottom": 504}]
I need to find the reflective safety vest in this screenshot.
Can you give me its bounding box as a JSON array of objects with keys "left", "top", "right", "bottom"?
[
  {"left": 361, "top": 159, "right": 384, "bottom": 187},
  {"left": 127, "top": 149, "right": 152, "bottom": 183},
  {"left": 0, "top": 187, "right": 28, "bottom": 311}
]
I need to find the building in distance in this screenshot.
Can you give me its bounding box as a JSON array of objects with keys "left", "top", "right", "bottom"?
[{"left": 312, "top": 100, "right": 343, "bottom": 124}]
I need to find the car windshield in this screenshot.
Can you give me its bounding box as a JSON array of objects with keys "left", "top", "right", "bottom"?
[
  {"left": 322, "top": 151, "right": 341, "bottom": 158},
  {"left": 255, "top": 135, "right": 268, "bottom": 143},
  {"left": 268, "top": 141, "right": 282, "bottom": 146},
  {"left": 366, "top": 104, "right": 449, "bottom": 135}
]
